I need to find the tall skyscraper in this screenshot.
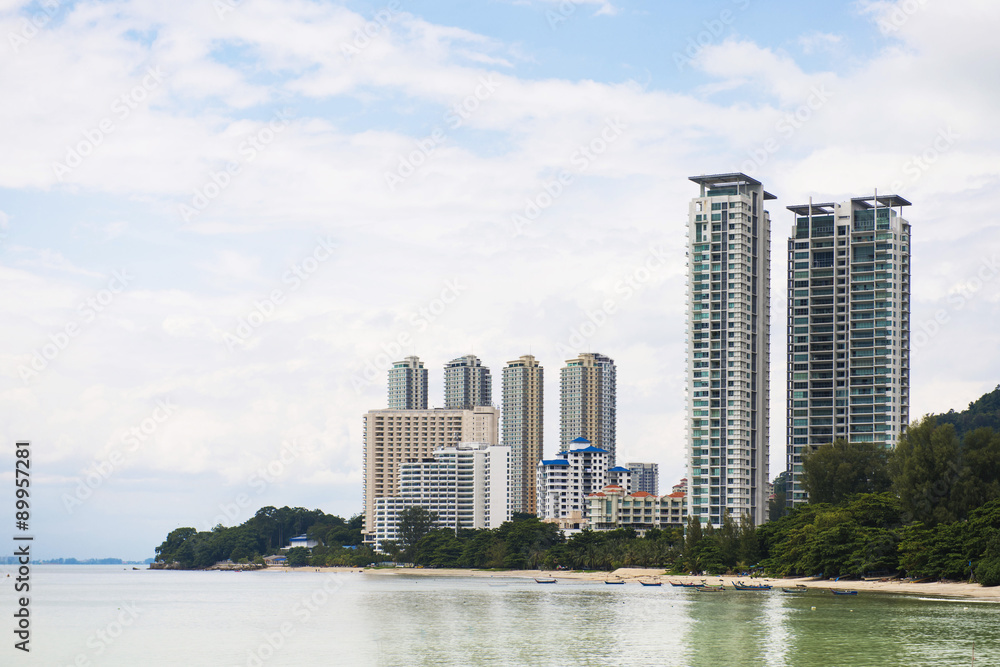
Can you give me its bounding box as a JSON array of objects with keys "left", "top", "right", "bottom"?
[
  {"left": 444, "top": 355, "right": 492, "bottom": 410},
  {"left": 627, "top": 462, "right": 659, "bottom": 495},
  {"left": 686, "top": 173, "right": 772, "bottom": 527},
  {"left": 361, "top": 406, "right": 499, "bottom": 543},
  {"left": 387, "top": 356, "right": 428, "bottom": 410},
  {"left": 560, "top": 353, "right": 617, "bottom": 464},
  {"left": 502, "top": 354, "right": 544, "bottom": 515},
  {"left": 784, "top": 194, "right": 911, "bottom": 507}
]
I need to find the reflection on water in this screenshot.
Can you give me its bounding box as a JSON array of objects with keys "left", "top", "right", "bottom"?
[{"left": 17, "top": 566, "right": 998, "bottom": 666}]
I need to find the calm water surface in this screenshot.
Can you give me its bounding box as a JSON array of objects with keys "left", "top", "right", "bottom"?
[{"left": 10, "top": 565, "right": 999, "bottom": 666}]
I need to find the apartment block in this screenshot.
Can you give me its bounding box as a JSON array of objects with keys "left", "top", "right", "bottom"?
[
  {"left": 362, "top": 406, "right": 499, "bottom": 542},
  {"left": 387, "top": 356, "right": 428, "bottom": 410},
  {"left": 627, "top": 462, "right": 659, "bottom": 495},
  {"left": 686, "top": 173, "right": 771, "bottom": 527},
  {"left": 444, "top": 355, "right": 492, "bottom": 410},
  {"left": 372, "top": 443, "right": 511, "bottom": 550},
  {"left": 560, "top": 353, "right": 617, "bottom": 464},
  {"left": 784, "top": 194, "right": 911, "bottom": 507},
  {"left": 502, "top": 354, "right": 544, "bottom": 515},
  {"left": 536, "top": 438, "right": 609, "bottom": 521},
  {"left": 588, "top": 485, "right": 686, "bottom": 533}
]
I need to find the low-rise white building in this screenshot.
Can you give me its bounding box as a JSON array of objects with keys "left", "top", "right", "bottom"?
[
  {"left": 536, "top": 438, "right": 609, "bottom": 521},
  {"left": 587, "top": 485, "right": 687, "bottom": 534},
  {"left": 372, "top": 442, "right": 510, "bottom": 550}
]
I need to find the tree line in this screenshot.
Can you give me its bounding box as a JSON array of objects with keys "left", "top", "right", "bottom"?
[{"left": 154, "top": 506, "right": 374, "bottom": 568}]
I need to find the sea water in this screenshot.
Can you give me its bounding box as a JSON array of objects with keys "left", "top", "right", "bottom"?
[{"left": 10, "top": 565, "right": 999, "bottom": 666}]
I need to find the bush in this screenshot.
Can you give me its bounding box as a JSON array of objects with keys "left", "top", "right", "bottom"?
[{"left": 976, "top": 558, "right": 1000, "bottom": 586}]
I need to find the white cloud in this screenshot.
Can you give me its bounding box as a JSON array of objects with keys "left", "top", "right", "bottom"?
[
  {"left": 797, "top": 31, "right": 842, "bottom": 54},
  {"left": 1, "top": 0, "right": 999, "bottom": 557}
]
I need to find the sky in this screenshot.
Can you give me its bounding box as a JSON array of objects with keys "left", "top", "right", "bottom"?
[{"left": 1, "top": 0, "right": 998, "bottom": 560}]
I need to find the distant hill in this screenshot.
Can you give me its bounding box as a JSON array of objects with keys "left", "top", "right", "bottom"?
[{"left": 932, "top": 384, "right": 1000, "bottom": 438}]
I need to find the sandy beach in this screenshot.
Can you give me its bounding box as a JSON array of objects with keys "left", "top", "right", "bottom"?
[{"left": 259, "top": 565, "right": 1000, "bottom": 600}]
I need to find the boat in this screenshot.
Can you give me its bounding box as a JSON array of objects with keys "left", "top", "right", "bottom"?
[
  {"left": 604, "top": 580, "right": 625, "bottom": 585},
  {"left": 639, "top": 581, "right": 662, "bottom": 587},
  {"left": 668, "top": 581, "right": 686, "bottom": 587},
  {"left": 832, "top": 589, "right": 858, "bottom": 596},
  {"left": 534, "top": 578, "right": 557, "bottom": 584},
  {"left": 695, "top": 585, "right": 724, "bottom": 592},
  {"left": 732, "top": 581, "right": 772, "bottom": 591},
  {"left": 782, "top": 587, "right": 806, "bottom": 593}
]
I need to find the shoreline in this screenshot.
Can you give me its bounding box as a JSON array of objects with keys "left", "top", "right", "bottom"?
[{"left": 256, "top": 565, "right": 1000, "bottom": 600}]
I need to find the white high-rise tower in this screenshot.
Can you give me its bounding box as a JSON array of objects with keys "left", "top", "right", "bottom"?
[{"left": 686, "top": 173, "right": 771, "bottom": 526}]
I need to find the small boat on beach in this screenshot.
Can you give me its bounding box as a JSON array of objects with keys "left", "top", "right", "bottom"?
[
  {"left": 605, "top": 580, "right": 625, "bottom": 585},
  {"left": 695, "top": 585, "right": 724, "bottom": 592},
  {"left": 732, "top": 581, "right": 772, "bottom": 591},
  {"left": 534, "top": 578, "right": 557, "bottom": 584},
  {"left": 832, "top": 589, "right": 858, "bottom": 596},
  {"left": 639, "top": 581, "right": 662, "bottom": 587}
]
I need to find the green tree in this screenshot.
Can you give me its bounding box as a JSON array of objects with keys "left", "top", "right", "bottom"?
[
  {"left": 286, "top": 547, "right": 310, "bottom": 567},
  {"left": 683, "top": 515, "right": 703, "bottom": 572},
  {"left": 397, "top": 506, "right": 438, "bottom": 559},
  {"left": 890, "top": 418, "right": 965, "bottom": 525},
  {"left": 801, "top": 439, "right": 891, "bottom": 505},
  {"left": 769, "top": 472, "right": 788, "bottom": 521},
  {"left": 934, "top": 384, "right": 1000, "bottom": 439}
]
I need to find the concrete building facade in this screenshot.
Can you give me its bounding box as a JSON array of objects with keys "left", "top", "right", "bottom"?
[
  {"left": 560, "top": 353, "right": 617, "bottom": 464},
  {"left": 588, "top": 486, "right": 686, "bottom": 533},
  {"left": 686, "top": 173, "right": 772, "bottom": 527},
  {"left": 536, "top": 438, "right": 609, "bottom": 521},
  {"left": 362, "top": 406, "right": 499, "bottom": 542},
  {"left": 387, "top": 356, "right": 428, "bottom": 410},
  {"left": 444, "top": 355, "right": 492, "bottom": 410},
  {"left": 502, "top": 354, "right": 544, "bottom": 515},
  {"left": 372, "top": 443, "right": 511, "bottom": 550},
  {"left": 627, "top": 462, "right": 659, "bottom": 495},
  {"left": 784, "top": 194, "right": 911, "bottom": 507}
]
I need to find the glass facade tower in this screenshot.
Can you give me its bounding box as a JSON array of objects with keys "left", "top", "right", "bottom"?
[
  {"left": 784, "top": 194, "right": 911, "bottom": 507},
  {"left": 686, "top": 173, "right": 772, "bottom": 526}
]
